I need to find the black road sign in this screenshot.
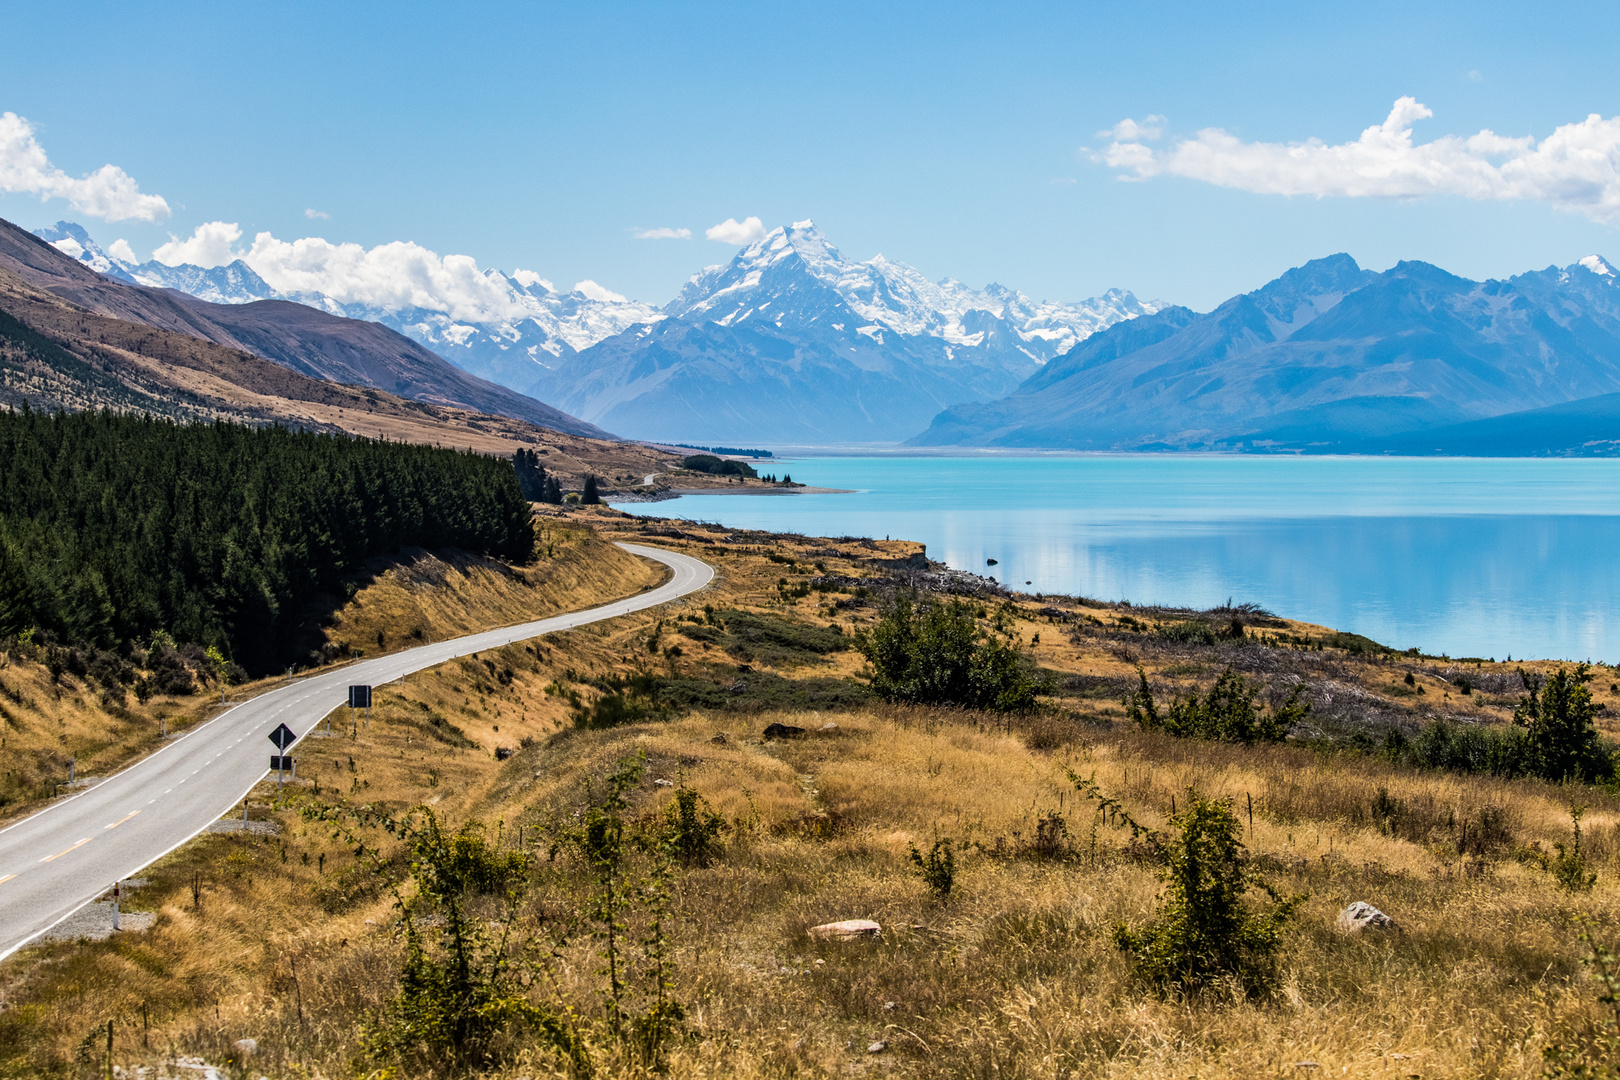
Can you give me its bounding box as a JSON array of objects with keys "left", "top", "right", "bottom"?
[
  {"left": 270, "top": 755, "right": 294, "bottom": 771},
  {"left": 348, "top": 685, "right": 372, "bottom": 708},
  {"left": 268, "top": 723, "right": 297, "bottom": 750}
]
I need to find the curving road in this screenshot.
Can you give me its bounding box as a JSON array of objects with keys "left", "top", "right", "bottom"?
[{"left": 0, "top": 543, "right": 712, "bottom": 961}]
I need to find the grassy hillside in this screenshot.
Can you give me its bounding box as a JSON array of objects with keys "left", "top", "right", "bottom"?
[{"left": 0, "top": 509, "right": 1617, "bottom": 1078}]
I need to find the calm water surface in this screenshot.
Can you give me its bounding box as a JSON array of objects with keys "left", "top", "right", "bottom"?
[{"left": 611, "top": 456, "right": 1620, "bottom": 662}]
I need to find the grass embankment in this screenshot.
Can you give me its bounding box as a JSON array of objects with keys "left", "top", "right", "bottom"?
[
  {"left": 0, "top": 522, "right": 652, "bottom": 825},
  {"left": 1, "top": 508, "right": 1619, "bottom": 1078}
]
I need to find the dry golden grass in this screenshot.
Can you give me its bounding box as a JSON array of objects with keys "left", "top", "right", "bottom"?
[{"left": 3, "top": 509, "right": 1620, "bottom": 1078}]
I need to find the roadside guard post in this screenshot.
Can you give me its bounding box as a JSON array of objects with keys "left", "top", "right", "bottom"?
[
  {"left": 349, "top": 685, "right": 371, "bottom": 732},
  {"left": 111, "top": 880, "right": 120, "bottom": 932},
  {"left": 269, "top": 723, "right": 297, "bottom": 789}
]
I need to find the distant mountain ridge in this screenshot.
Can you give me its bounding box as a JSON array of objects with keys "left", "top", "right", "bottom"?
[
  {"left": 530, "top": 222, "right": 1160, "bottom": 443},
  {"left": 39, "top": 218, "right": 1160, "bottom": 445},
  {"left": 31, "top": 220, "right": 664, "bottom": 384},
  {"left": 910, "top": 253, "right": 1620, "bottom": 452},
  {"left": 6, "top": 218, "right": 607, "bottom": 438}
]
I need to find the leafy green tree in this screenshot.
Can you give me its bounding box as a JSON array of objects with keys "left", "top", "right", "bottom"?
[
  {"left": 1515, "top": 665, "right": 1614, "bottom": 783},
  {"left": 859, "top": 595, "right": 1041, "bottom": 712},
  {"left": 1114, "top": 789, "right": 1302, "bottom": 997}
]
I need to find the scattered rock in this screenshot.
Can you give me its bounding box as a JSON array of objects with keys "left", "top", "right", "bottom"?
[
  {"left": 233, "top": 1038, "right": 257, "bottom": 1056},
  {"left": 494, "top": 746, "right": 515, "bottom": 761},
  {"left": 882, "top": 1001, "right": 898, "bottom": 1011},
  {"left": 653, "top": 778, "right": 673, "bottom": 787},
  {"left": 985, "top": 558, "right": 998, "bottom": 566},
  {"left": 763, "top": 722, "right": 805, "bottom": 739},
  {"left": 728, "top": 680, "right": 749, "bottom": 694},
  {"left": 1337, "top": 901, "right": 1398, "bottom": 933},
  {"left": 808, "top": 919, "right": 881, "bottom": 941},
  {"left": 710, "top": 732, "right": 728, "bottom": 744},
  {"left": 868, "top": 1041, "right": 888, "bottom": 1054},
  {"left": 819, "top": 722, "right": 839, "bottom": 732}
]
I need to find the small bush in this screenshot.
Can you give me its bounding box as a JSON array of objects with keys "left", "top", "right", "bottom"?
[
  {"left": 1543, "top": 921, "right": 1620, "bottom": 1078},
  {"left": 1552, "top": 806, "right": 1598, "bottom": 893},
  {"left": 860, "top": 595, "right": 1043, "bottom": 713},
  {"left": 908, "top": 838, "right": 956, "bottom": 903},
  {"left": 1114, "top": 789, "right": 1302, "bottom": 998},
  {"left": 663, "top": 786, "right": 727, "bottom": 868},
  {"left": 1126, "top": 666, "right": 1305, "bottom": 743}
]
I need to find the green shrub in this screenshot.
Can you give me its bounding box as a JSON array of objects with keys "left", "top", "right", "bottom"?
[
  {"left": 859, "top": 596, "right": 1043, "bottom": 713},
  {"left": 1515, "top": 665, "right": 1615, "bottom": 783},
  {"left": 1552, "top": 806, "right": 1598, "bottom": 893},
  {"left": 1126, "top": 666, "right": 1305, "bottom": 743},
  {"left": 663, "top": 786, "right": 727, "bottom": 868},
  {"left": 1543, "top": 921, "right": 1620, "bottom": 1078},
  {"left": 908, "top": 838, "right": 956, "bottom": 903},
  {"left": 1114, "top": 789, "right": 1302, "bottom": 998}
]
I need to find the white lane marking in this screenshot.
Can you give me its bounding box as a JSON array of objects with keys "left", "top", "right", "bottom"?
[{"left": 41, "top": 838, "right": 91, "bottom": 862}]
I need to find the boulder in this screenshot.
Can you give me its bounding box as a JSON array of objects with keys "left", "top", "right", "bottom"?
[
  {"left": 710, "top": 732, "right": 728, "bottom": 745},
  {"left": 763, "top": 722, "right": 805, "bottom": 739},
  {"left": 808, "top": 919, "right": 881, "bottom": 941},
  {"left": 1337, "top": 901, "right": 1398, "bottom": 933}
]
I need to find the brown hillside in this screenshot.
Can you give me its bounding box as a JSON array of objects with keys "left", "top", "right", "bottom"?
[{"left": 0, "top": 217, "right": 608, "bottom": 437}]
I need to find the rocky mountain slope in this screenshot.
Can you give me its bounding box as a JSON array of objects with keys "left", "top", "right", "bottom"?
[
  {"left": 910, "top": 253, "right": 1620, "bottom": 451},
  {"left": 5, "top": 219, "right": 606, "bottom": 437},
  {"left": 533, "top": 222, "right": 1159, "bottom": 443}
]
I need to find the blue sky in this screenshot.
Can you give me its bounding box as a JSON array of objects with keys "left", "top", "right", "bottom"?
[{"left": 4, "top": 0, "right": 1620, "bottom": 310}]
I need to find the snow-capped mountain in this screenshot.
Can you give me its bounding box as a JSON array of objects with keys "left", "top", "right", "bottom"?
[
  {"left": 33, "top": 221, "right": 139, "bottom": 283},
  {"left": 29, "top": 222, "right": 665, "bottom": 384},
  {"left": 667, "top": 221, "right": 1156, "bottom": 364},
  {"left": 303, "top": 278, "right": 664, "bottom": 396},
  {"left": 528, "top": 221, "right": 1162, "bottom": 444},
  {"left": 34, "top": 218, "right": 1161, "bottom": 444}
]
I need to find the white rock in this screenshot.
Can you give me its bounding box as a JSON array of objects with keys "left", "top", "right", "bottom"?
[
  {"left": 808, "top": 919, "right": 881, "bottom": 941},
  {"left": 1337, "top": 901, "right": 1397, "bottom": 933}
]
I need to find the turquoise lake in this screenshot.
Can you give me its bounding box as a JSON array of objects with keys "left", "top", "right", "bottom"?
[{"left": 611, "top": 455, "right": 1620, "bottom": 663}]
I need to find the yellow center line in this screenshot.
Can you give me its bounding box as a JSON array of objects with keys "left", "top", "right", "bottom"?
[
  {"left": 0, "top": 874, "right": 15, "bottom": 885},
  {"left": 41, "top": 838, "right": 91, "bottom": 863},
  {"left": 105, "top": 811, "right": 140, "bottom": 830}
]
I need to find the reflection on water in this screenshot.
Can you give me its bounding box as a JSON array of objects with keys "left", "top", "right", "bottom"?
[{"left": 612, "top": 455, "right": 1620, "bottom": 662}]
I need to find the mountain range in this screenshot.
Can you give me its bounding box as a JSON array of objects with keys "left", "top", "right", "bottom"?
[
  {"left": 910, "top": 253, "right": 1620, "bottom": 453},
  {"left": 13, "top": 220, "right": 605, "bottom": 438},
  {"left": 38, "top": 219, "right": 1159, "bottom": 444},
  {"left": 37, "top": 215, "right": 1620, "bottom": 454}
]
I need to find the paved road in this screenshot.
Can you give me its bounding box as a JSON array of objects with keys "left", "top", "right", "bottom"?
[{"left": 0, "top": 543, "right": 712, "bottom": 961}]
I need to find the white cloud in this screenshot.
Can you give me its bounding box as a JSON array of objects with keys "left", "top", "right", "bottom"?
[
  {"left": 633, "top": 226, "right": 691, "bottom": 240},
  {"left": 304, "top": 208, "right": 330, "bottom": 219},
  {"left": 1049, "top": 176, "right": 1078, "bottom": 185},
  {"left": 107, "top": 238, "right": 138, "bottom": 264},
  {"left": 48, "top": 237, "right": 85, "bottom": 260},
  {"left": 1097, "top": 97, "right": 1620, "bottom": 224},
  {"left": 240, "top": 231, "right": 527, "bottom": 323},
  {"left": 573, "top": 279, "right": 626, "bottom": 303},
  {"left": 509, "top": 268, "right": 555, "bottom": 291},
  {"left": 705, "top": 216, "right": 766, "bottom": 244},
  {"left": 152, "top": 221, "right": 245, "bottom": 268},
  {"left": 1098, "top": 115, "right": 1164, "bottom": 142},
  {"left": 0, "top": 112, "right": 170, "bottom": 222}
]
